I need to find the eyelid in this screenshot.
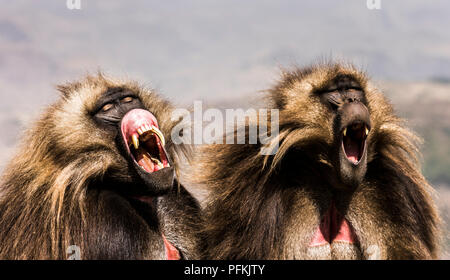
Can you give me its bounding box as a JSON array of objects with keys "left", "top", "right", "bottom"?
[
  {"left": 327, "top": 92, "right": 343, "bottom": 105},
  {"left": 101, "top": 103, "right": 114, "bottom": 112},
  {"left": 121, "top": 96, "right": 134, "bottom": 103},
  {"left": 346, "top": 88, "right": 360, "bottom": 92}
]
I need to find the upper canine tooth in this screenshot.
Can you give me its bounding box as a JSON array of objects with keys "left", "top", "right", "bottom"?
[
  {"left": 151, "top": 125, "right": 165, "bottom": 146},
  {"left": 365, "top": 127, "right": 369, "bottom": 136},
  {"left": 132, "top": 134, "right": 139, "bottom": 150},
  {"left": 343, "top": 127, "right": 347, "bottom": 137}
]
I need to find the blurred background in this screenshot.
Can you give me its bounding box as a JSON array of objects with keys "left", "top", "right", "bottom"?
[{"left": 0, "top": 0, "right": 449, "bottom": 258}]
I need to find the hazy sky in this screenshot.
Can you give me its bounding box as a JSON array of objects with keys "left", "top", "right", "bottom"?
[{"left": 1, "top": 0, "right": 449, "bottom": 110}]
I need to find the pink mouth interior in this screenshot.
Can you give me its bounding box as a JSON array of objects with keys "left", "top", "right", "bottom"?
[
  {"left": 121, "top": 109, "right": 169, "bottom": 173},
  {"left": 342, "top": 123, "right": 367, "bottom": 165}
]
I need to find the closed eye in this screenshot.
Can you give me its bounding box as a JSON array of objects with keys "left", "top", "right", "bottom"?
[
  {"left": 321, "top": 91, "right": 343, "bottom": 108},
  {"left": 101, "top": 103, "right": 114, "bottom": 112},
  {"left": 121, "top": 96, "right": 134, "bottom": 103},
  {"left": 345, "top": 87, "right": 363, "bottom": 92}
]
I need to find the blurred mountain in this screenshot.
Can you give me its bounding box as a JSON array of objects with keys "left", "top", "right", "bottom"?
[{"left": 381, "top": 81, "right": 450, "bottom": 185}]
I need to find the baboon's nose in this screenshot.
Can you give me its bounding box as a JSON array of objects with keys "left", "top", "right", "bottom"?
[{"left": 340, "top": 102, "right": 370, "bottom": 128}]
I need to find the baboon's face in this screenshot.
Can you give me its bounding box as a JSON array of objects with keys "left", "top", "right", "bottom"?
[
  {"left": 277, "top": 68, "right": 372, "bottom": 189},
  {"left": 93, "top": 87, "right": 174, "bottom": 196},
  {"left": 51, "top": 78, "right": 176, "bottom": 198},
  {"left": 319, "top": 75, "right": 371, "bottom": 187}
]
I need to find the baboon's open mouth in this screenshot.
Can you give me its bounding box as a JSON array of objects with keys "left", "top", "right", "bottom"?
[
  {"left": 121, "top": 109, "right": 170, "bottom": 173},
  {"left": 341, "top": 122, "right": 369, "bottom": 165},
  {"left": 120, "top": 109, "right": 180, "bottom": 260}
]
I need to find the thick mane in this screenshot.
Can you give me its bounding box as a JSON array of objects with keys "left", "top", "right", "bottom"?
[
  {"left": 365, "top": 90, "right": 440, "bottom": 256},
  {"left": 0, "top": 115, "right": 113, "bottom": 258}
]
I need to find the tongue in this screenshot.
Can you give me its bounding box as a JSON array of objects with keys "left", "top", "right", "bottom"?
[
  {"left": 136, "top": 152, "right": 155, "bottom": 172},
  {"left": 348, "top": 155, "right": 358, "bottom": 164}
]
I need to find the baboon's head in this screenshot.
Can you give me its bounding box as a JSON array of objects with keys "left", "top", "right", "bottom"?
[
  {"left": 270, "top": 63, "right": 383, "bottom": 189},
  {"left": 50, "top": 74, "right": 181, "bottom": 198}
]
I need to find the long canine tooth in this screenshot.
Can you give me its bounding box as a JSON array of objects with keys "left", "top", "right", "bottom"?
[
  {"left": 365, "top": 127, "right": 369, "bottom": 136},
  {"left": 132, "top": 134, "right": 139, "bottom": 150},
  {"left": 149, "top": 156, "right": 164, "bottom": 168},
  {"left": 343, "top": 127, "right": 347, "bottom": 137},
  {"left": 151, "top": 125, "right": 165, "bottom": 146}
]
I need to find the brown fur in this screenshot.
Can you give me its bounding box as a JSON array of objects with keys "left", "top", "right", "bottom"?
[
  {"left": 0, "top": 74, "right": 201, "bottom": 259},
  {"left": 191, "top": 63, "right": 441, "bottom": 259}
]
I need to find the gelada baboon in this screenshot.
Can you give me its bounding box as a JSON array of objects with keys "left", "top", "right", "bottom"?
[
  {"left": 193, "top": 63, "right": 440, "bottom": 259},
  {"left": 0, "top": 74, "right": 201, "bottom": 259}
]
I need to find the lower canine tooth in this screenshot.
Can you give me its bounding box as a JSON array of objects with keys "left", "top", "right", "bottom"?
[
  {"left": 343, "top": 127, "right": 347, "bottom": 137},
  {"left": 150, "top": 156, "right": 163, "bottom": 168},
  {"left": 365, "top": 127, "right": 369, "bottom": 136}
]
